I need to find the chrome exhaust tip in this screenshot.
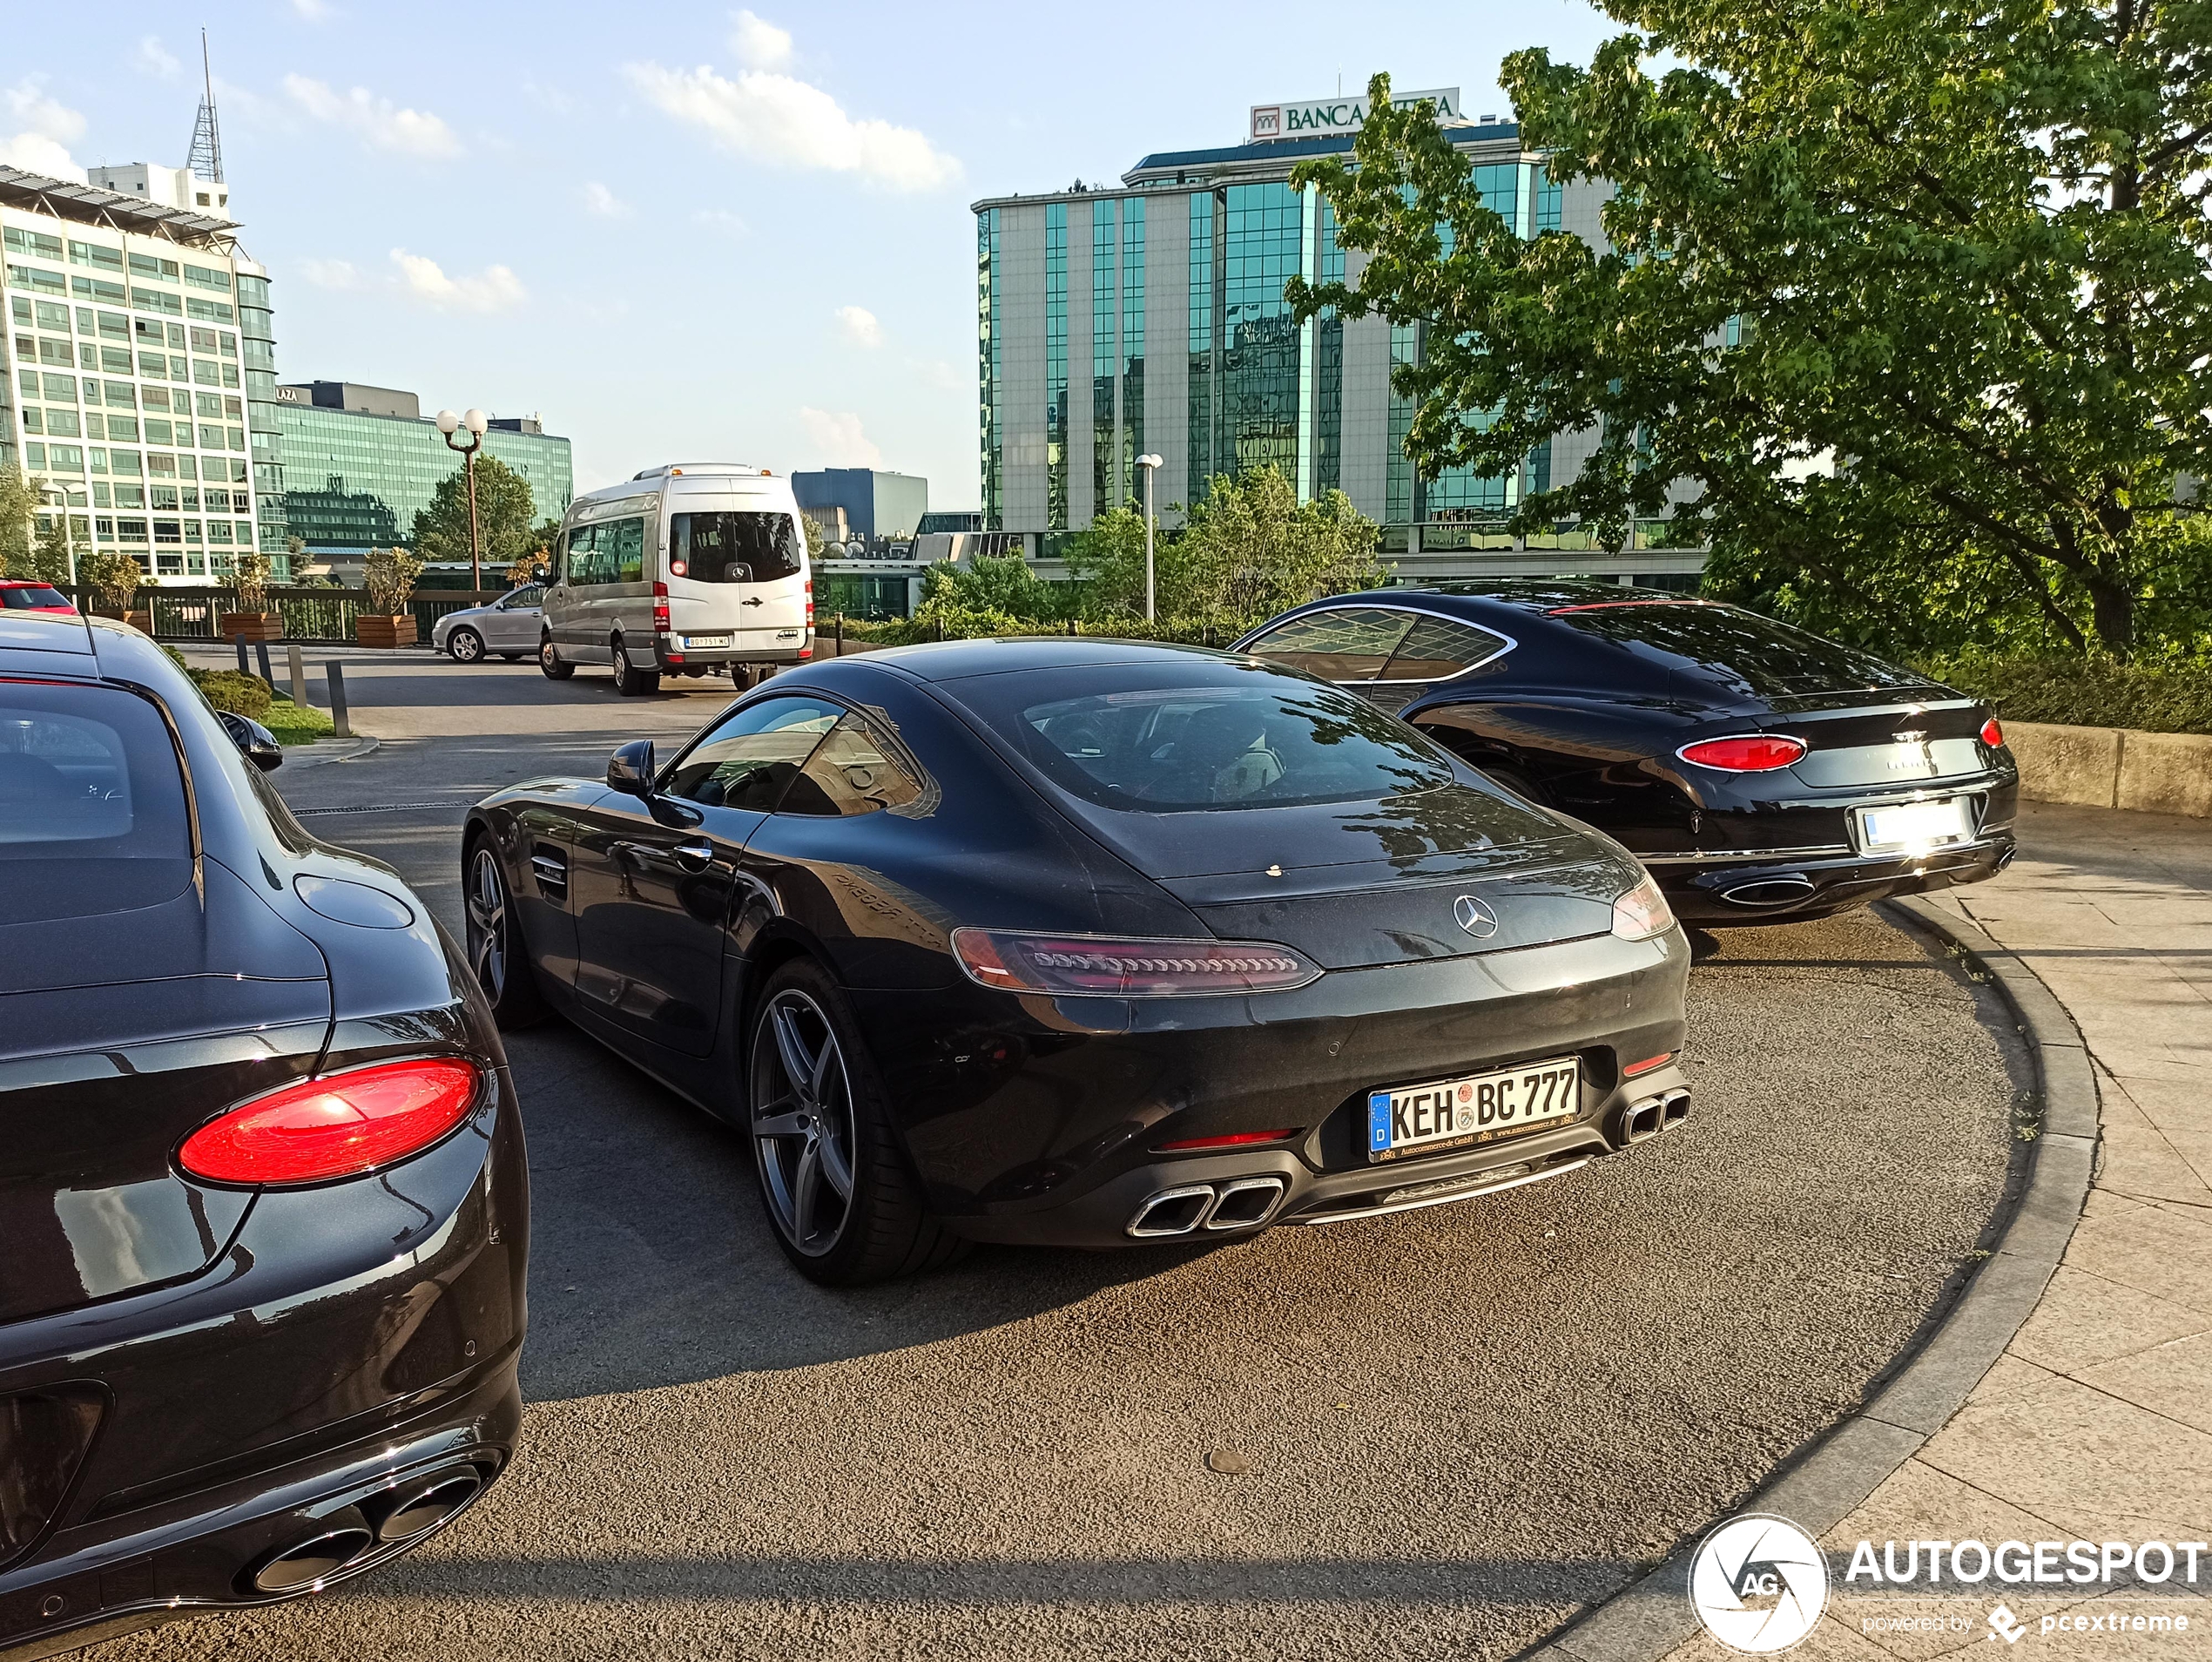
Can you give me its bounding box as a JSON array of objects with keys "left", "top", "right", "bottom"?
[
  {"left": 1719, "top": 874, "right": 1816, "bottom": 908},
  {"left": 368, "top": 1469, "right": 484, "bottom": 1544},
  {"left": 1127, "top": 1184, "right": 1214, "bottom": 1238},
  {"left": 1661, "top": 1090, "right": 1690, "bottom": 1129},
  {"left": 1203, "top": 1175, "right": 1286, "bottom": 1231},
  {"left": 1623, "top": 1097, "right": 1664, "bottom": 1142},
  {"left": 248, "top": 1524, "right": 375, "bottom": 1594}
]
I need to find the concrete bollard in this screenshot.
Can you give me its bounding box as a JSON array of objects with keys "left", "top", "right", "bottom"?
[
  {"left": 327, "top": 662, "right": 351, "bottom": 740},
  {"left": 287, "top": 643, "right": 307, "bottom": 708},
  {"left": 233, "top": 634, "right": 249, "bottom": 676},
  {"left": 254, "top": 640, "right": 275, "bottom": 689}
]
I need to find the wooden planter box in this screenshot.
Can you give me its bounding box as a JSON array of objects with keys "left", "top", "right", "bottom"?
[
  {"left": 90, "top": 606, "right": 128, "bottom": 621},
  {"left": 124, "top": 610, "right": 153, "bottom": 634},
  {"left": 355, "top": 614, "right": 418, "bottom": 649},
  {"left": 219, "top": 611, "right": 282, "bottom": 643}
]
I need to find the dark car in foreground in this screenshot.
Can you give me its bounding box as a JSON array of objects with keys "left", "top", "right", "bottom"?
[
  {"left": 465, "top": 637, "right": 1691, "bottom": 1287},
  {"left": 1234, "top": 584, "right": 2019, "bottom": 924},
  {"left": 0, "top": 612, "right": 526, "bottom": 1658}
]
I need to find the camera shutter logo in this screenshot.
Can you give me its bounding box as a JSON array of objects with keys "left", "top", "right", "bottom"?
[{"left": 1689, "top": 1514, "right": 1830, "bottom": 1653}]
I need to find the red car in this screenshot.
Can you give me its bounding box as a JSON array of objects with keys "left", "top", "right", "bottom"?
[{"left": 0, "top": 580, "right": 76, "bottom": 613}]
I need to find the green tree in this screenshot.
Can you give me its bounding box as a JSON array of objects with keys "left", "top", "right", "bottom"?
[
  {"left": 1293, "top": 33, "right": 2212, "bottom": 659},
  {"left": 409, "top": 454, "right": 537, "bottom": 578},
  {"left": 0, "top": 470, "right": 43, "bottom": 580},
  {"left": 30, "top": 513, "right": 73, "bottom": 584}
]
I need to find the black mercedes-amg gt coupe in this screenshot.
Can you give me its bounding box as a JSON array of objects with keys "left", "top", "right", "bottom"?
[
  {"left": 0, "top": 611, "right": 526, "bottom": 1657},
  {"left": 464, "top": 637, "right": 1692, "bottom": 1287},
  {"left": 1235, "top": 584, "right": 2019, "bottom": 924}
]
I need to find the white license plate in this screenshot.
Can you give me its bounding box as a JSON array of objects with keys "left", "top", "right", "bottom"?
[
  {"left": 683, "top": 633, "right": 732, "bottom": 650},
  {"left": 1367, "top": 1057, "right": 1581, "bottom": 1163},
  {"left": 1856, "top": 796, "right": 1973, "bottom": 854}
]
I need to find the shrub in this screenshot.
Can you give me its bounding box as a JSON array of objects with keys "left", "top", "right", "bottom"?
[
  {"left": 226, "top": 550, "right": 272, "bottom": 612},
  {"left": 78, "top": 551, "right": 144, "bottom": 611},
  {"left": 1921, "top": 651, "right": 2212, "bottom": 736},
  {"left": 364, "top": 546, "right": 425, "bottom": 614},
  {"left": 189, "top": 668, "right": 272, "bottom": 720}
]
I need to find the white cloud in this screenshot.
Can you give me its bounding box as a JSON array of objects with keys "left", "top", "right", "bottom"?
[
  {"left": 624, "top": 61, "right": 959, "bottom": 192},
  {"left": 835, "top": 305, "right": 882, "bottom": 348},
  {"left": 730, "top": 10, "right": 793, "bottom": 71},
  {"left": 908, "top": 356, "right": 967, "bottom": 391},
  {"left": 799, "top": 408, "right": 882, "bottom": 468},
  {"left": 284, "top": 75, "right": 461, "bottom": 159},
  {"left": 137, "top": 37, "right": 183, "bottom": 79},
  {"left": 1, "top": 79, "right": 87, "bottom": 181},
  {"left": 691, "top": 207, "right": 748, "bottom": 234},
  {"left": 389, "top": 248, "right": 527, "bottom": 313},
  {"left": 298, "top": 258, "right": 362, "bottom": 290},
  {"left": 582, "top": 180, "right": 630, "bottom": 218}
]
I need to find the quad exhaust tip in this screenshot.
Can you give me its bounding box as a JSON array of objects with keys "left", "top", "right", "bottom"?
[
  {"left": 370, "top": 1470, "right": 483, "bottom": 1544},
  {"left": 245, "top": 1465, "right": 488, "bottom": 1597},
  {"left": 1623, "top": 1090, "right": 1693, "bottom": 1144},
  {"left": 249, "top": 1525, "right": 374, "bottom": 1594},
  {"left": 1126, "top": 1175, "right": 1287, "bottom": 1238}
]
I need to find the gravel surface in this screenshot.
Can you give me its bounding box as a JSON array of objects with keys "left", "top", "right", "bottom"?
[{"left": 93, "top": 658, "right": 2027, "bottom": 1661}]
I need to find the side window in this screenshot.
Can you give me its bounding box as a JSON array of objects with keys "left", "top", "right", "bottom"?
[
  {"left": 1378, "top": 615, "right": 1512, "bottom": 681},
  {"left": 661, "top": 697, "right": 845, "bottom": 811},
  {"left": 1241, "top": 607, "right": 1415, "bottom": 681},
  {"left": 605, "top": 517, "right": 645, "bottom": 584},
  {"left": 561, "top": 525, "right": 592, "bottom": 585},
  {"left": 777, "top": 713, "right": 924, "bottom": 818},
  {"left": 508, "top": 584, "right": 543, "bottom": 609}
]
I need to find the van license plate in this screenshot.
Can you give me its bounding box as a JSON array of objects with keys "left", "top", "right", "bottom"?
[
  {"left": 1855, "top": 797, "right": 1972, "bottom": 854},
  {"left": 683, "top": 634, "right": 732, "bottom": 650},
  {"left": 1367, "top": 1058, "right": 1581, "bottom": 1163}
]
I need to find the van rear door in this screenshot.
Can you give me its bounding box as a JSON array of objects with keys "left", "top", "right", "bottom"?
[{"left": 665, "top": 503, "right": 808, "bottom": 659}]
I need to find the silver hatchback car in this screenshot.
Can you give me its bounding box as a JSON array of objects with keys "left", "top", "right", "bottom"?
[{"left": 432, "top": 584, "right": 543, "bottom": 663}]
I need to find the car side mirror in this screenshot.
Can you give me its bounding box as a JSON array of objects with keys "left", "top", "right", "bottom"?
[
  {"left": 219, "top": 710, "right": 283, "bottom": 772},
  {"left": 606, "top": 739, "right": 656, "bottom": 798}
]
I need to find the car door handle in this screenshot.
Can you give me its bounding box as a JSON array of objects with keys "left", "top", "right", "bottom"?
[
  {"left": 673, "top": 840, "right": 716, "bottom": 870},
  {"left": 741, "top": 597, "right": 764, "bottom": 607}
]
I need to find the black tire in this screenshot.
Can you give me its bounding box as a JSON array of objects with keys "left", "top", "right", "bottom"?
[
  {"left": 463, "top": 838, "right": 549, "bottom": 1030},
  {"left": 539, "top": 633, "right": 574, "bottom": 680},
  {"left": 500, "top": 652, "right": 523, "bottom": 662},
  {"left": 611, "top": 634, "right": 660, "bottom": 697},
  {"left": 448, "top": 626, "right": 485, "bottom": 664},
  {"left": 1482, "top": 764, "right": 1551, "bottom": 806},
  {"left": 746, "top": 957, "right": 967, "bottom": 1286}
]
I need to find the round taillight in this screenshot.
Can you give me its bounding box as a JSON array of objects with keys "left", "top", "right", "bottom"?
[
  {"left": 179, "top": 1058, "right": 482, "bottom": 1187},
  {"left": 1980, "top": 716, "right": 2005, "bottom": 748},
  {"left": 1676, "top": 735, "right": 1807, "bottom": 772}
]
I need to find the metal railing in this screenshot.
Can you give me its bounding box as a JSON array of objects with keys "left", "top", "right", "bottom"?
[{"left": 66, "top": 585, "right": 506, "bottom": 644}]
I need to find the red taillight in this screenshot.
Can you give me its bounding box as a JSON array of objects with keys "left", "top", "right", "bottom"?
[
  {"left": 1622, "top": 1051, "right": 1676, "bottom": 1078},
  {"left": 177, "top": 1058, "right": 482, "bottom": 1187},
  {"left": 950, "top": 929, "right": 1323, "bottom": 997},
  {"left": 1612, "top": 875, "right": 1676, "bottom": 941},
  {"left": 1157, "top": 1128, "right": 1301, "bottom": 1152},
  {"left": 651, "top": 580, "right": 671, "bottom": 632},
  {"left": 1980, "top": 716, "right": 2005, "bottom": 748},
  {"left": 1676, "top": 734, "right": 1806, "bottom": 772}
]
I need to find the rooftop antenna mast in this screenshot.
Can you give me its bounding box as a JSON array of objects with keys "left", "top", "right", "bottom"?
[{"left": 187, "top": 30, "right": 225, "bottom": 182}]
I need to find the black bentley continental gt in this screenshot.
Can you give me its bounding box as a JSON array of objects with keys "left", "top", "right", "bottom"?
[
  {"left": 1235, "top": 584, "right": 2019, "bottom": 924},
  {"left": 464, "top": 637, "right": 1691, "bottom": 1287},
  {"left": 0, "top": 611, "right": 526, "bottom": 1657}
]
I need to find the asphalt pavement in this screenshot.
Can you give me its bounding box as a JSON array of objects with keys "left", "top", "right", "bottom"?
[{"left": 98, "top": 650, "right": 2030, "bottom": 1662}]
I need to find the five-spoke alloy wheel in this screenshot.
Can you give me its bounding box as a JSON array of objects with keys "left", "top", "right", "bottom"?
[
  {"left": 465, "top": 841, "right": 546, "bottom": 1028},
  {"left": 448, "top": 626, "right": 485, "bottom": 664}
]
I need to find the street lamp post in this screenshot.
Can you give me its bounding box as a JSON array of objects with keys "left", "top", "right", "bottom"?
[
  {"left": 39, "top": 487, "right": 78, "bottom": 585},
  {"left": 435, "top": 407, "right": 491, "bottom": 592},
  {"left": 1135, "top": 453, "right": 1163, "bottom": 622}
]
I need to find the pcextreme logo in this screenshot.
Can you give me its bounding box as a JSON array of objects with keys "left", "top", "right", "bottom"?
[{"left": 1689, "top": 1514, "right": 1831, "bottom": 1653}]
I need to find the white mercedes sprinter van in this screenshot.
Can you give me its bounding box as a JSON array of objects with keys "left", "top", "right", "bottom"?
[{"left": 539, "top": 463, "right": 813, "bottom": 695}]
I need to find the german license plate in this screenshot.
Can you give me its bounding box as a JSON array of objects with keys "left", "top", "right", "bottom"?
[
  {"left": 1856, "top": 796, "right": 1972, "bottom": 854},
  {"left": 683, "top": 633, "right": 732, "bottom": 650},
  {"left": 1366, "top": 1057, "right": 1581, "bottom": 1163}
]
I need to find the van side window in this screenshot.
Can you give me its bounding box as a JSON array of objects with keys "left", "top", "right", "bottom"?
[
  {"left": 564, "top": 524, "right": 597, "bottom": 584},
  {"left": 604, "top": 517, "right": 645, "bottom": 584}
]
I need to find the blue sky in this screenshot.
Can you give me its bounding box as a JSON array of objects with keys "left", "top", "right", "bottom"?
[{"left": 3, "top": 1, "right": 1627, "bottom": 510}]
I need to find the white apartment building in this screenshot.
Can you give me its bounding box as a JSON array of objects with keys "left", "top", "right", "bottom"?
[{"left": 3, "top": 162, "right": 285, "bottom": 585}]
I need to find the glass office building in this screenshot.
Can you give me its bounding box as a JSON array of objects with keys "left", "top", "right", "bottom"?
[
  {"left": 275, "top": 394, "right": 573, "bottom": 557},
  {"left": 3, "top": 162, "right": 289, "bottom": 584},
  {"left": 973, "top": 116, "right": 1673, "bottom": 568}
]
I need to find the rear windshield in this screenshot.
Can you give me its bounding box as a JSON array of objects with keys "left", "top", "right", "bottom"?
[
  {"left": 671, "top": 511, "right": 804, "bottom": 584},
  {"left": 1552, "top": 602, "right": 1927, "bottom": 699},
  {"left": 0, "top": 682, "right": 193, "bottom": 923},
  {"left": 951, "top": 662, "right": 1457, "bottom": 812},
  {"left": 1, "top": 586, "right": 69, "bottom": 609}
]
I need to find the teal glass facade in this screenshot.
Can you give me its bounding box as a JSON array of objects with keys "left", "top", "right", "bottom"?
[
  {"left": 1044, "top": 203, "right": 1068, "bottom": 530},
  {"left": 277, "top": 405, "right": 573, "bottom": 553},
  {"left": 977, "top": 208, "right": 1002, "bottom": 529},
  {"left": 1093, "top": 201, "right": 1117, "bottom": 513},
  {"left": 1186, "top": 192, "right": 1212, "bottom": 508},
  {"left": 1120, "top": 199, "right": 1144, "bottom": 510}
]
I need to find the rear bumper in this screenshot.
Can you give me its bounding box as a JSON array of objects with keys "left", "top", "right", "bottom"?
[
  {"left": 1649, "top": 829, "right": 2015, "bottom": 923},
  {"left": 0, "top": 1077, "right": 528, "bottom": 1656},
  {"left": 653, "top": 635, "right": 812, "bottom": 669}
]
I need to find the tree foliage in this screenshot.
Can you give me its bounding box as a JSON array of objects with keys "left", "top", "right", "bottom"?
[
  {"left": 1293, "top": 17, "right": 2212, "bottom": 658},
  {"left": 0, "top": 470, "right": 42, "bottom": 581},
  {"left": 409, "top": 454, "right": 538, "bottom": 575}
]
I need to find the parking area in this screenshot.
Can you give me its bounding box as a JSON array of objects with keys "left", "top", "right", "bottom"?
[{"left": 101, "top": 652, "right": 2029, "bottom": 1661}]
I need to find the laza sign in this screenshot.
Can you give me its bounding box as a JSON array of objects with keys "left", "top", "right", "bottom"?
[{"left": 1249, "top": 88, "right": 1464, "bottom": 142}]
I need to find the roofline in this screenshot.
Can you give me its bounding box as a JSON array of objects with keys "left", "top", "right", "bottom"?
[
  {"left": 969, "top": 123, "right": 1529, "bottom": 213},
  {"left": 0, "top": 164, "right": 241, "bottom": 248}
]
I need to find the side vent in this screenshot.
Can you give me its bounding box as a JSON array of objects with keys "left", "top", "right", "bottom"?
[{"left": 529, "top": 845, "right": 568, "bottom": 902}]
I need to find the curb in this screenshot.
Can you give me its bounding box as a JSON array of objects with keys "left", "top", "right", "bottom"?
[
  {"left": 277, "top": 735, "right": 380, "bottom": 768},
  {"left": 1523, "top": 895, "right": 2100, "bottom": 1662}
]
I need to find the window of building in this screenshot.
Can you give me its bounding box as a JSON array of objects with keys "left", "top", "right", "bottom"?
[
  {"left": 44, "top": 409, "right": 79, "bottom": 439},
  {"left": 7, "top": 264, "right": 65, "bottom": 297},
  {"left": 206, "top": 518, "right": 233, "bottom": 544},
  {"left": 34, "top": 300, "right": 68, "bottom": 330},
  {"left": 84, "top": 412, "right": 104, "bottom": 439},
  {"left": 127, "top": 253, "right": 180, "bottom": 283},
  {"left": 132, "top": 287, "right": 183, "bottom": 317},
  {"left": 183, "top": 264, "right": 231, "bottom": 292},
  {"left": 68, "top": 240, "right": 124, "bottom": 273},
  {"left": 45, "top": 444, "right": 83, "bottom": 473},
  {"left": 40, "top": 372, "right": 74, "bottom": 400},
  {"left": 19, "top": 409, "right": 39, "bottom": 434},
  {"left": 145, "top": 417, "right": 173, "bottom": 445},
  {"left": 70, "top": 275, "right": 125, "bottom": 305}
]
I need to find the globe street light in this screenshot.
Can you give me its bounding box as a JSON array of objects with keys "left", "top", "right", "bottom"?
[
  {"left": 435, "top": 407, "right": 491, "bottom": 592},
  {"left": 1135, "top": 453, "right": 1164, "bottom": 622}
]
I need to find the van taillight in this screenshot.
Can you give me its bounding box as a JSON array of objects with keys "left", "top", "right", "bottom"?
[{"left": 651, "top": 581, "right": 670, "bottom": 633}]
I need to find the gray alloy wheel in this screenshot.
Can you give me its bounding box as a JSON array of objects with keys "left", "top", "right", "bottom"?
[
  {"left": 448, "top": 625, "right": 485, "bottom": 664},
  {"left": 464, "top": 842, "right": 546, "bottom": 1028},
  {"left": 539, "top": 632, "right": 574, "bottom": 680},
  {"left": 750, "top": 989, "right": 859, "bottom": 1258}
]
